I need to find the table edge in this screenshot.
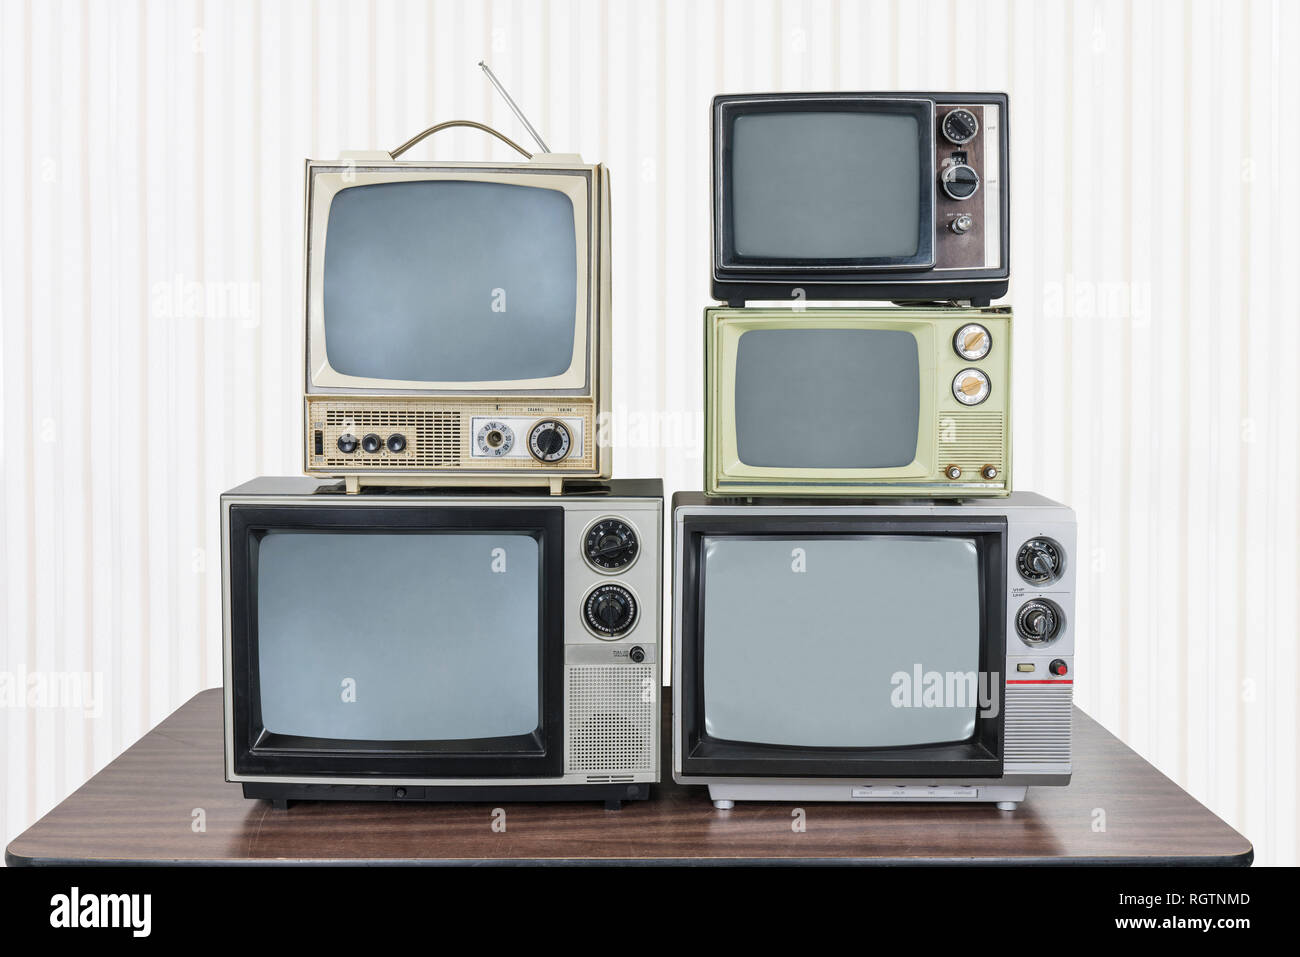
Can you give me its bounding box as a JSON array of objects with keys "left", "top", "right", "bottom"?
[{"left": 6, "top": 848, "right": 1255, "bottom": 868}]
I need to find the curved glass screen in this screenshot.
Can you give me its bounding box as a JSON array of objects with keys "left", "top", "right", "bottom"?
[
  {"left": 323, "top": 180, "right": 578, "bottom": 382},
  {"left": 701, "top": 534, "right": 980, "bottom": 748},
  {"left": 256, "top": 530, "right": 541, "bottom": 741}
]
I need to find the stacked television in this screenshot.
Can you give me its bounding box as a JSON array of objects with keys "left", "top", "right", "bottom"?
[
  {"left": 218, "top": 87, "right": 1076, "bottom": 816},
  {"left": 674, "top": 93, "right": 1077, "bottom": 811},
  {"left": 220, "top": 118, "right": 664, "bottom": 809}
]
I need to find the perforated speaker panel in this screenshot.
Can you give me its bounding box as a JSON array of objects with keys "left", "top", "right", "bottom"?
[
  {"left": 565, "top": 665, "right": 656, "bottom": 775},
  {"left": 1004, "top": 683, "right": 1072, "bottom": 766}
]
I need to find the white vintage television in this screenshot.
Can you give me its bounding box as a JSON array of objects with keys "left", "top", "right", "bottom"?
[
  {"left": 223, "top": 477, "right": 662, "bottom": 808},
  {"left": 673, "top": 492, "right": 1076, "bottom": 811}
]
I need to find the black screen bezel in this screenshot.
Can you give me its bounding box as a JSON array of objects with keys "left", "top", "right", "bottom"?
[
  {"left": 228, "top": 504, "right": 566, "bottom": 779},
  {"left": 715, "top": 95, "right": 936, "bottom": 273},
  {"left": 677, "top": 513, "right": 1007, "bottom": 779}
]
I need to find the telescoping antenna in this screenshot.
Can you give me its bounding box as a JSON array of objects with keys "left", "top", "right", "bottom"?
[{"left": 478, "top": 60, "right": 551, "bottom": 154}]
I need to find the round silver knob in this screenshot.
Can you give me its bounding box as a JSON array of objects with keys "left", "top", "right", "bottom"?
[{"left": 951, "top": 214, "right": 974, "bottom": 234}]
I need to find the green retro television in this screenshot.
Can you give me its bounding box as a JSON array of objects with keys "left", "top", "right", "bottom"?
[{"left": 704, "top": 306, "right": 1012, "bottom": 497}]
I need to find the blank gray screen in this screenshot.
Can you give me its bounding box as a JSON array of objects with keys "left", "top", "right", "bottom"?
[
  {"left": 730, "top": 111, "right": 920, "bottom": 259},
  {"left": 256, "top": 531, "right": 539, "bottom": 741},
  {"left": 734, "top": 329, "right": 920, "bottom": 468},
  {"left": 323, "top": 180, "right": 578, "bottom": 382},
  {"left": 702, "top": 536, "right": 980, "bottom": 747}
]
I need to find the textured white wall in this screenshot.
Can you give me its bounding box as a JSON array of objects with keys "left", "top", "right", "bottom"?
[{"left": 1, "top": 0, "right": 1295, "bottom": 863}]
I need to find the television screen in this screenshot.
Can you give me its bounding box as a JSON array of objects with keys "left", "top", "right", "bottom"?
[
  {"left": 728, "top": 111, "right": 921, "bottom": 260},
  {"left": 701, "top": 534, "right": 980, "bottom": 747},
  {"left": 322, "top": 180, "right": 578, "bottom": 382},
  {"left": 256, "top": 530, "right": 540, "bottom": 741},
  {"left": 733, "top": 328, "right": 920, "bottom": 468}
]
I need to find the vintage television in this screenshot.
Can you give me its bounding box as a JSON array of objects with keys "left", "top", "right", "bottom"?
[
  {"left": 712, "top": 92, "right": 1008, "bottom": 305},
  {"left": 302, "top": 124, "right": 611, "bottom": 493},
  {"left": 222, "top": 477, "right": 661, "bottom": 808},
  {"left": 672, "top": 492, "right": 1075, "bottom": 810},
  {"left": 705, "top": 305, "right": 1011, "bottom": 497}
]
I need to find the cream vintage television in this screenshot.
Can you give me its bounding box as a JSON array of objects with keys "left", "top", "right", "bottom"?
[
  {"left": 705, "top": 306, "right": 1012, "bottom": 497},
  {"left": 302, "top": 125, "right": 611, "bottom": 493}
]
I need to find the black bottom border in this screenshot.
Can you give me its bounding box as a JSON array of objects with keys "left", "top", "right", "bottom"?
[{"left": 1, "top": 863, "right": 1276, "bottom": 942}]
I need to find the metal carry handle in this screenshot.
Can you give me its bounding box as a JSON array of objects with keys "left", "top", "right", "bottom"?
[{"left": 389, "top": 120, "right": 533, "bottom": 160}]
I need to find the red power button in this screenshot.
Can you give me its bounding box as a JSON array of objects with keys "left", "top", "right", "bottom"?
[{"left": 1049, "top": 659, "right": 1069, "bottom": 677}]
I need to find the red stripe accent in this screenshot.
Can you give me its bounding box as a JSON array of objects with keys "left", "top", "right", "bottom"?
[{"left": 1006, "top": 679, "right": 1073, "bottom": 685}]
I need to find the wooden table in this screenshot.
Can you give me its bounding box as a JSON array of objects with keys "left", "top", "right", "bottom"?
[{"left": 6, "top": 688, "right": 1252, "bottom": 866}]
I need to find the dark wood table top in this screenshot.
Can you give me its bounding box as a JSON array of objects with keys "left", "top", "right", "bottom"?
[{"left": 7, "top": 688, "right": 1252, "bottom": 866}]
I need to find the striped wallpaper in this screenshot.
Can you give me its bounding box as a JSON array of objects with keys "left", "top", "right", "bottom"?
[{"left": 0, "top": 0, "right": 1295, "bottom": 864}]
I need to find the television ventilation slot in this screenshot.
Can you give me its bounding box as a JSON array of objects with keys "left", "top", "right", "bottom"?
[
  {"left": 1004, "top": 684, "right": 1072, "bottom": 765},
  {"left": 939, "top": 411, "right": 1005, "bottom": 472},
  {"left": 565, "top": 665, "right": 656, "bottom": 775}
]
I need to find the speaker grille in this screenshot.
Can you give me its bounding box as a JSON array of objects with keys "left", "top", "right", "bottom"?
[
  {"left": 565, "top": 665, "right": 656, "bottom": 775},
  {"left": 1004, "top": 683, "right": 1073, "bottom": 765},
  {"left": 938, "top": 411, "right": 1005, "bottom": 472},
  {"left": 320, "top": 404, "right": 461, "bottom": 468}
]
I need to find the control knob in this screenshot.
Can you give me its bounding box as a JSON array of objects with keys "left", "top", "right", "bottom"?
[
  {"left": 1016, "top": 538, "right": 1064, "bottom": 584},
  {"left": 528, "top": 419, "right": 572, "bottom": 463},
  {"left": 584, "top": 583, "right": 638, "bottom": 638},
  {"left": 584, "top": 519, "right": 640, "bottom": 571},
  {"left": 941, "top": 163, "right": 980, "bottom": 200},
  {"left": 1016, "top": 599, "right": 1064, "bottom": 646},
  {"left": 942, "top": 108, "right": 980, "bottom": 145}
]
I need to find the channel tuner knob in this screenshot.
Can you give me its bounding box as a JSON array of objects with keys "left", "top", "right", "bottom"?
[
  {"left": 584, "top": 583, "right": 638, "bottom": 639},
  {"left": 1017, "top": 538, "right": 1064, "bottom": 584},
  {"left": 528, "top": 419, "right": 572, "bottom": 463},
  {"left": 942, "top": 108, "right": 980, "bottom": 145},
  {"left": 584, "top": 518, "right": 639, "bottom": 571},
  {"left": 1016, "top": 599, "right": 1064, "bottom": 647}
]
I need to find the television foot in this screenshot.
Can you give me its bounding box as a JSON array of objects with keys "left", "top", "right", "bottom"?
[
  {"left": 995, "top": 800, "right": 1018, "bottom": 811},
  {"left": 713, "top": 799, "right": 735, "bottom": 810},
  {"left": 603, "top": 798, "right": 623, "bottom": 811}
]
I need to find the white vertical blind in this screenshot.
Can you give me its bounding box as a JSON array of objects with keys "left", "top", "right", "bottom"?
[{"left": 0, "top": 0, "right": 1294, "bottom": 864}]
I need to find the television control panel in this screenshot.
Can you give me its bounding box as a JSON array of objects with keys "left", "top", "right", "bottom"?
[
  {"left": 933, "top": 102, "right": 1001, "bottom": 273},
  {"left": 304, "top": 397, "right": 605, "bottom": 491}
]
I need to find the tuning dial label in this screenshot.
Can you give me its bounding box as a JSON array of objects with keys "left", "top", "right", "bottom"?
[{"left": 474, "top": 420, "right": 515, "bottom": 457}]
